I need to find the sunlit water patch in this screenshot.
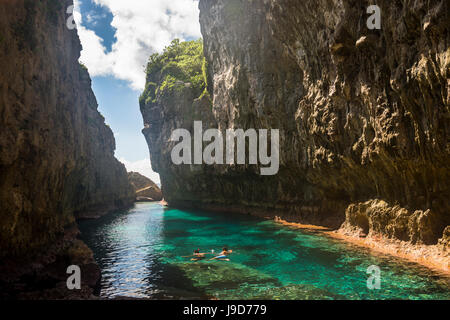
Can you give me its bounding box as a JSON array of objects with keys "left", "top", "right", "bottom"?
[{"left": 79, "top": 203, "right": 450, "bottom": 300}]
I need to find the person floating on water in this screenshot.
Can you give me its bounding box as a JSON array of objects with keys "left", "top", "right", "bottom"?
[
  {"left": 209, "top": 247, "right": 233, "bottom": 261},
  {"left": 190, "top": 248, "right": 210, "bottom": 261}
]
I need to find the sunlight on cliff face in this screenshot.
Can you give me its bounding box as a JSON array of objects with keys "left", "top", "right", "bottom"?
[{"left": 120, "top": 158, "right": 161, "bottom": 186}]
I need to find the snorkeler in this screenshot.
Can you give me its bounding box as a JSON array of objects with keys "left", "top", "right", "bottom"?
[{"left": 209, "top": 247, "right": 233, "bottom": 261}]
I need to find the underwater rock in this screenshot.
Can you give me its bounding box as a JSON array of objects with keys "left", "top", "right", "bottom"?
[
  {"left": 239, "top": 283, "right": 346, "bottom": 300},
  {"left": 175, "top": 261, "right": 281, "bottom": 291},
  {"left": 175, "top": 261, "right": 345, "bottom": 300}
]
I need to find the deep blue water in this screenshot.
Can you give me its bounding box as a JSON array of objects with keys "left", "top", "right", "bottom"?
[{"left": 78, "top": 203, "right": 450, "bottom": 300}]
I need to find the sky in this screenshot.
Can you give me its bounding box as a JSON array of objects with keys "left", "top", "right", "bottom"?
[{"left": 73, "top": 0, "right": 202, "bottom": 184}]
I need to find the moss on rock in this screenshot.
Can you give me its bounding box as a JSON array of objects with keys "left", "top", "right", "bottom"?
[{"left": 139, "top": 39, "right": 207, "bottom": 108}]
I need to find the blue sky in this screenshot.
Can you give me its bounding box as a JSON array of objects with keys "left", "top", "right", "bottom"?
[{"left": 73, "top": 0, "right": 201, "bottom": 183}]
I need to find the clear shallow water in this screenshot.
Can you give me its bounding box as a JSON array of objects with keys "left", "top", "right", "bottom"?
[{"left": 79, "top": 203, "right": 450, "bottom": 300}]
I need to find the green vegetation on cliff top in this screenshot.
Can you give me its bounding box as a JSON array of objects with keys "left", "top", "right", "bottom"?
[{"left": 139, "top": 39, "right": 207, "bottom": 106}]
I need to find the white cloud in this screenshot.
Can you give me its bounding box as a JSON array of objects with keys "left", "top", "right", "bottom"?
[
  {"left": 120, "top": 158, "right": 161, "bottom": 185},
  {"left": 85, "top": 12, "right": 106, "bottom": 25},
  {"left": 74, "top": 0, "right": 201, "bottom": 90}
]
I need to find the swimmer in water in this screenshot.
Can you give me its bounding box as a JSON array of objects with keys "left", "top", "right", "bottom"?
[
  {"left": 190, "top": 248, "right": 210, "bottom": 261},
  {"left": 209, "top": 247, "right": 233, "bottom": 261}
]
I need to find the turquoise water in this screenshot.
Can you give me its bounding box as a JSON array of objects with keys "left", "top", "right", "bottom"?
[{"left": 78, "top": 203, "right": 449, "bottom": 300}]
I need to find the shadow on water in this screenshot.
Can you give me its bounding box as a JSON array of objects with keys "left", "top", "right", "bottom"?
[{"left": 142, "top": 260, "right": 210, "bottom": 299}]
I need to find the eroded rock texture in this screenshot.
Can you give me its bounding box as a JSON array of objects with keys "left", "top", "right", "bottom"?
[
  {"left": 128, "top": 172, "right": 163, "bottom": 201},
  {"left": 0, "top": 0, "right": 134, "bottom": 298},
  {"left": 141, "top": 0, "right": 449, "bottom": 245}
]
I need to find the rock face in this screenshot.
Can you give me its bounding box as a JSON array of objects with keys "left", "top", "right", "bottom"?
[
  {"left": 128, "top": 172, "right": 163, "bottom": 201},
  {"left": 0, "top": 0, "right": 134, "bottom": 298},
  {"left": 340, "top": 200, "right": 446, "bottom": 245},
  {"left": 141, "top": 0, "right": 449, "bottom": 246}
]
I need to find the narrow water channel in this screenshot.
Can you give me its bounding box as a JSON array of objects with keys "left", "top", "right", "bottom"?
[{"left": 79, "top": 203, "right": 450, "bottom": 300}]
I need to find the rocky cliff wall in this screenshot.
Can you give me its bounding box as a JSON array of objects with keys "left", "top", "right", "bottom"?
[
  {"left": 141, "top": 0, "right": 449, "bottom": 248},
  {"left": 0, "top": 0, "right": 134, "bottom": 298},
  {"left": 128, "top": 172, "right": 163, "bottom": 201}
]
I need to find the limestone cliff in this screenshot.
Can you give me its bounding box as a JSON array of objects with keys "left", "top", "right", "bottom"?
[
  {"left": 128, "top": 172, "right": 163, "bottom": 201},
  {"left": 141, "top": 0, "right": 449, "bottom": 250},
  {"left": 0, "top": 0, "right": 134, "bottom": 298}
]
